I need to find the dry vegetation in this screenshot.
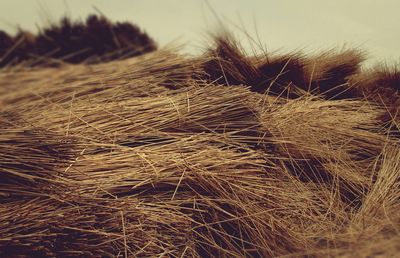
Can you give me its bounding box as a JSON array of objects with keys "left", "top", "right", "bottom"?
[
  {"left": 0, "top": 15, "right": 156, "bottom": 68},
  {"left": 0, "top": 26, "right": 399, "bottom": 257}
]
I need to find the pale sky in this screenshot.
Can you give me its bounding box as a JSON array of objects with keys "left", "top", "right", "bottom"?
[{"left": 1, "top": 0, "right": 399, "bottom": 65}]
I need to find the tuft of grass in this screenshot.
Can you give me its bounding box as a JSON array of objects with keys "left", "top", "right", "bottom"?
[{"left": 0, "top": 14, "right": 156, "bottom": 68}]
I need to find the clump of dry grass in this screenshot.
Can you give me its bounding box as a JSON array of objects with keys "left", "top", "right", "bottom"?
[
  {"left": 202, "top": 34, "right": 307, "bottom": 97},
  {"left": 0, "top": 31, "right": 399, "bottom": 257},
  {"left": 0, "top": 14, "right": 156, "bottom": 68},
  {"left": 202, "top": 34, "right": 367, "bottom": 100},
  {"left": 351, "top": 64, "right": 400, "bottom": 129},
  {"left": 304, "top": 48, "right": 366, "bottom": 99}
]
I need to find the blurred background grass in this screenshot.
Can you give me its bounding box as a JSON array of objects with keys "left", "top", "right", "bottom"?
[{"left": 0, "top": 0, "right": 399, "bottom": 65}]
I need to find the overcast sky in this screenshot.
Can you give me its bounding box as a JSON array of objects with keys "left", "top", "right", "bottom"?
[{"left": 1, "top": 0, "right": 399, "bottom": 64}]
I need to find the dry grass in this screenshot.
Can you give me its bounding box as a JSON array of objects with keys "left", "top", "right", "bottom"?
[{"left": 0, "top": 33, "right": 399, "bottom": 257}]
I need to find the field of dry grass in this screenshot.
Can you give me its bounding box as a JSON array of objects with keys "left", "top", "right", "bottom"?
[{"left": 0, "top": 30, "right": 399, "bottom": 257}]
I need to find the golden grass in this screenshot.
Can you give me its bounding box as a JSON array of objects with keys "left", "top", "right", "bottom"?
[{"left": 0, "top": 35, "right": 399, "bottom": 257}]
